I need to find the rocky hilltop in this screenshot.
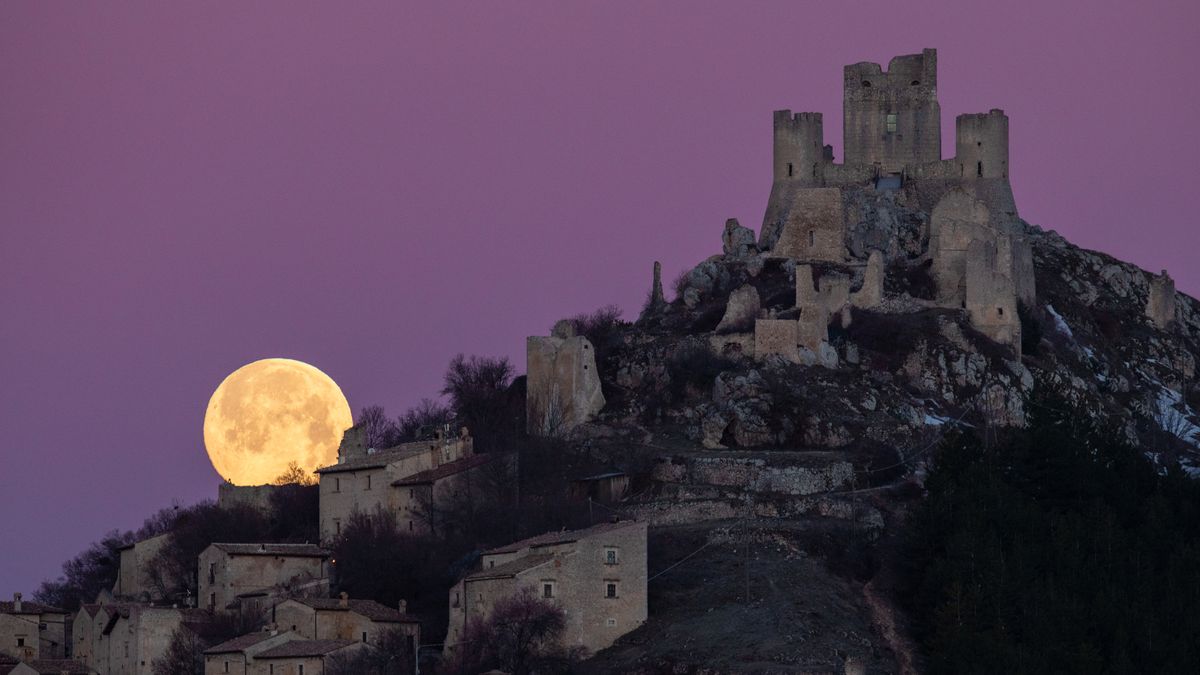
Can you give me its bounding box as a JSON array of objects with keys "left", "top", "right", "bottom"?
[{"left": 525, "top": 50, "right": 1200, "bottom": 673}]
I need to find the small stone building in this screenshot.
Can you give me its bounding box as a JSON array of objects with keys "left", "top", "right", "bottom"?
[
  {"left": 202, "top": 631, "right": 298, "bottom": 675},
  {"left": 111, "top": 534, "right": 171, "bottom": 603},
  {"left": 569, "top": 472, "right": 631, "bottom": 505},
  {"left": 247, "top": 639, "right": 365, "bottom": 675},
  {"left": 316, "top": 425, "right": 504, "bottom": 542},
  {"left": 445, "top": 520, "right": 648, "bottom": 656},
  {"left": 198, "top": 544, "right": 330, "bottom": 614},
  {"left": 0, "top": 594, "right": 68, "bottom": 661},
  {"left": 270, "top": 595, "right": 419, "bottom": 650},
  {"left": 73, "top": 603, "right": 210, "bottom": 675}
]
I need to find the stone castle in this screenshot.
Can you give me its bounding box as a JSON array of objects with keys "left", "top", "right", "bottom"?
[{"left": 751, "top": 48, "right": 1034, "bottom": 362}]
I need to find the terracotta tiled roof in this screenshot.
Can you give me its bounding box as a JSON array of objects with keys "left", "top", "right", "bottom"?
[
  {"left": 255, "top": 639, "right": 355, "bottom": 658},
  {"left": 23, "top": 660, "right": 94, "bottom": 674},
  {"left": 0, "top": 600, "right": 66, "bottom": 615},
  {"left": 291, "top": 598, "right": 420, "bottom": 623},
  {"left": 210, "top": 543, "right": 329, "bottom": 558},
  {"left": 204, "top": 631, "right": 284, "bottom": 655},
  {"left": 391, "top": 453, "right": 497, "bottom": 486},
  {"left": 483, "top": 520, "right": 640, "bottom": 555},
  {"left": 466, "top": 553, "right": 556, "bottom": 580}
]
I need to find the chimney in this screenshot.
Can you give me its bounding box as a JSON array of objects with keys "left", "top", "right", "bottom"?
[
  {"left": 339, "top": 592, "right": 349, "bottom": 608},
  {"left": 398, "top": 599, "right": 407, "bottom": 614},
  {"left": 12, "top": 593, "right": 21, "bottom": 612}
]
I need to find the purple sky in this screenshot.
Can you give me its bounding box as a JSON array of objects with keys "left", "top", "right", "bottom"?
[{"left": 2, "top": 1, "right": 1197, "bottom": 597}]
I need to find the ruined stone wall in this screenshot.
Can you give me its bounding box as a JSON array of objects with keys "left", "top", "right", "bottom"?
[
  {"left": 1147, "top": 270, "right": 1177, "bottom": 328},
  {"left": 843, "top": 50, "right": 941, "bottom": 172},
  {"left": 526, "top": 325, "right": 605, "bottom": 436},
  {"left": 113, "top": 533, "right": 171, "bottom": 602},
  {"left": 965, "top": 238, "right": 1021, "bottom": 348},
  {"left": 199, "top": 549, "right": 327, "bottom": 613},
  {"left": 930, "top": 189, "right": 993, "bottom": 306},
  {"left": 754, "top": 319, "right": 800, "bottom": 362},
  {"left": 770, "top": 187, "right": 845, "bottom": 261}
]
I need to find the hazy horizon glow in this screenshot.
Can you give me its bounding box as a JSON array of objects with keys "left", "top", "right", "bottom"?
[{"left": 2, "top": 0, "right": 1198, "bottom": 596}]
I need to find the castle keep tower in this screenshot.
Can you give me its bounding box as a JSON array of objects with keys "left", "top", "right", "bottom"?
[{"left": 843, "top": 49, "right": 940, "bottom": 172}]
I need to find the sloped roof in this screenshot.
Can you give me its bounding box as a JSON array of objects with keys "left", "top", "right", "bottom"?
[
  {"left": 210, "top": 543, "right": 329, "bottom": 558},
  {"left": 78, "top": 604, "right": 102, "bottom": 618},
  {"left": 391, "top": 453, "right": 496, "bottom": 486},
  {"left": 204, "top": 631, "right": 283, "bottom": 655},
  {"left": 21, "top": 660, "right": 93, "bottom": 674},
  {"left": 255, "top": 639, "right": 355, "bottom": 658},
  {"left": 466, "top": 553, "right": 556, "bottom": 581},
  {"left": 289, "top": 597, "right": 419, "bottom": 623},
  {"left": 0, "top": 600, "right": 66, "bottom": 615},
  {"left": 483, "top": 520, "right": 640, "bottom": 555}
]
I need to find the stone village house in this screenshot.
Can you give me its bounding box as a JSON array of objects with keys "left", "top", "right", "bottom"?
[
  {"left": 270, "top": 595, "right": 420, "bottom": 650},
  {"left": 445, "top": 520, "right": 648, "bottom": 657},
  {"left": 0, "top": 594, "right": 68, "bottom": 661},
  {"left": 316, "top": 425, "right": 507, "bottom": 541},
  {"left": 203, "top": 633, "right": 366, "bottom": 675},
  {"left": 72, "top": 602, "right": 210, "bottom": 675},
  {"left": 198, "top": 544, "right": 330, "bottom": 615}
]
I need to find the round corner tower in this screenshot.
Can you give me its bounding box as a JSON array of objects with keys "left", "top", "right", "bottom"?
[
  {"left": 955, "top": 109, "right": 1009, "bottom": 180},
  {"left": 773, "top": 110, "right": 825, "bottom": 183}
]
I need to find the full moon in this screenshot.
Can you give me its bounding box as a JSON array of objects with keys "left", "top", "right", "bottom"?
[{"left": 203, "top": 358, "right": 353, "bottom": 485}]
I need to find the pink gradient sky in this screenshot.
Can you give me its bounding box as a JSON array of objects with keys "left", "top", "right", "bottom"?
[{"left": 2, "top": 1, "right": 1198, "bottom": 596}]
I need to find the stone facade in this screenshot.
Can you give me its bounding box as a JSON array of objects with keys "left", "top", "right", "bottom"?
[
  {"left": 526, "top": 321, "right": 606, "bottom": 436},
  {"left": 270, "top": 596, "right": 419, "bottom": 649},
  {"left": 1147, "top": 270, "right": 1176, "bottom": 329},
  {"left": 197, "top": 544, "right": 329, "bottom": 614},
  {"left": 770, "top": 187, "right": 845, "bottom": 261},
  {"left": 843, "top": 49, "right": 941, "bottom": 171},
  {"left": 0, "top": 595, "right": 67, "bottom": 661},
  {"left": 203, "top": 631, "right": 298, "bottom": 675},
  {"left": 74, "top": 603, "right": 210, "bottom": 675},
  {"left": 204, "top": 635, "right": 365, "bottom": 675},
  {"left": 315, "top": 425, "right": 500, "bottom": 543},
  {"left": 753, "top": 319, "right": 800, "bottom": 362},
  {"left": 111, "top": 534, "right": 170, "bottom": 603},
  {"left": 445, "top": 520, "right": 648, "bottom": 657}
]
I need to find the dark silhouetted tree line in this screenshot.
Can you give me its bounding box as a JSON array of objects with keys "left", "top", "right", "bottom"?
[{"left": 896, "top": 387, "right": 1200, "bottom": 674}]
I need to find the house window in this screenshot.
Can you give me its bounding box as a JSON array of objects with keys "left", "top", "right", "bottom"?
[
  {"left": 408, "top": 520, "right": 413, "bottom": 532},
  {"left": 977, "top": 161, "right": 983, "bottom": 177},
  {"left": 886, "top": 113, "right": 897, "bottom": 134},
  {"left": 224, "top": 661, "right": 229, "bottom": 673},
  {"left": 270, "top": 666, "right": 274, "bottom": 675},
  {"left": 298, "top": 666, "right": 304, "bottom": 675},
  {"left": 542, "top": 582, "right": 555, "bottom": 599},
  {"left": 604, "top": 548, "right": 619, "bottom": 565},
  {"left": 808, "top": 230, "right": 815, "bottom": 247},
  {"left": 606, "top": 618, "right": 617, "bottom": 627},
  {"left": 787, "top": 162, "right": 794, "bottom": 177},
  {"left": 453, "top": 592, "right": 460, "bottom": 608},
  {"left": 606, "top": 582, "right": 619, "bottom": 599},
  {"left": 209, "top": 593, "right": 216, "bottom": 610},
  {"left": 365, "top": 474, "right": 372, "bottom": 490},
  {"left": 997, "top": 307, "right": 1004, "bottom": 316},
  {"left": 16, "top": 638, "right": 23, "bottom": 647},
  {"left": 489, "top": 560, "right": 495, "bottom": 568},
  {"left": 362, "top": 631, "right": 368, "bottom": 642},
  {"left": 334, "top": 477, "right": 341, "bottom": 492},
  {"left": 125, "top": 642, "right": 130, "bottom": 657}
]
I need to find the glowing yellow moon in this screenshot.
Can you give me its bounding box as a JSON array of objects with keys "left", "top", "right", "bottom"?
[{"left": 203, "top": 358, "right": 353, "bottom": 485}]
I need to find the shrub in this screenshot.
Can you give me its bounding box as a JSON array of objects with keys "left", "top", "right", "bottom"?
[{"left": 666, "top": 342, "right": 736, "bottom": 399}]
